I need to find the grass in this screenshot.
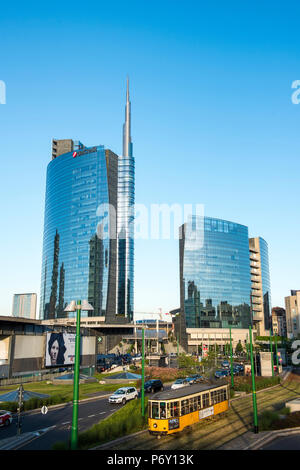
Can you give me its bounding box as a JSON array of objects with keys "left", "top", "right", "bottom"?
[
  {"left": 52, "top": 397, "right": 148, "bottom": 450},
  {"left": 232, "top": 375, "right": 281, "bottom": 393}
]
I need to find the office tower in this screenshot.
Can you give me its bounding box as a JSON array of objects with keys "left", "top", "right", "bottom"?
[
  {"left": 117, "top": 78, "right": 135, "bottom": 321},
  {"left": 40, "top": 143, "right": 119, "bottom": 322},
  {"left": 178, "top": 216, "right": 252, "bottom": 351},
  {"left": 51, "top": 139, "right": 84, "bottom": 160},
  {"left": 249, "top": 237, "right": 272, "bottom": 336},
  {"left": 12, "top": 293, "right": 37, "bottom": 319},
  {"left": 285, "top": 290, "right": 300, "bottom": 338},
  {"left": 271, "top": 307, "right": 287, "bottom": 337}
]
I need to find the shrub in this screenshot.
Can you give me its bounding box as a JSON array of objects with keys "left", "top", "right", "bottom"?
[
  {"left": 75, "top": 397, "right": 148, "bottom": 449},
  {"left": 259, "top": 409, "right": 279, "bottom": 431}
]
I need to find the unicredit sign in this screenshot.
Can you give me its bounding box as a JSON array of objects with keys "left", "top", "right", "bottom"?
[{"left": 73, "top": 146, "right": 97, "bottom": 158}]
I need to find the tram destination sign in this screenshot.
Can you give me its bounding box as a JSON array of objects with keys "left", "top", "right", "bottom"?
[{"left": 199, "top": 406, "right": 214, "bottom": 419}]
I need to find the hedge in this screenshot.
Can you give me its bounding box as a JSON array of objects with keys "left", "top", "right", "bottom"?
[{"left": 53, "top": 397, "right": 148, "bottom": 450}]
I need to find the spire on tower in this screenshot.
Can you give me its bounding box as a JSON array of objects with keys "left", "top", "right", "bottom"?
[{"left": 123, "top": 77, "right": 132, "bottom": 158}]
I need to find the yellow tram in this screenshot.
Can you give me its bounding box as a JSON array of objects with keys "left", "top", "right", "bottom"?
[{"left": 148, "top": 382, "right": 229, "bottom": 437}]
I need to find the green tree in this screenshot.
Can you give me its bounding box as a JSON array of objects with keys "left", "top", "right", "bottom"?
[
  {"left": 235, "top": 341, "right": 244, "bottom": 355},
  {"left": 178, "top": 354, "right": 199, "bottom": 375}
]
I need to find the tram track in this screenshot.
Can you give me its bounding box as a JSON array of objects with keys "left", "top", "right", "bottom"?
[{"left": 111, "top": 375, "right": 300, "bottom": 450}]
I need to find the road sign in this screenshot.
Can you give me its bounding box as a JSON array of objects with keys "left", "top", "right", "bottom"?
[{"left": 41, "top": 406, "right": 48, "bottom": 415}]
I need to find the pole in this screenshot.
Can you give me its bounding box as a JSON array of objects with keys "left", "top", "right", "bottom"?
[
  {"left": 70, "top": 299, "right": 81, "bottom": 450},
  {"left": 249, "top": 325, "right": 258, "bottom": 433},
  {"left": 17, "top": 384, "right": 24, "bottom": 435},
  {"left": 270, "top": 329, "right": 274, "bottom": 377},
  {"left": 229, "top": 327, "right": 234, "bottom": 389},
  {"left": 177, "top": 333, "right": 179, "bottom": 356},
  {"left": 141, "top": 328, "right": 145, "bottom": 417}
]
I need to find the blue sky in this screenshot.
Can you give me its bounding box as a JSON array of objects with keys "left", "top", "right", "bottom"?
[{"left": 1, "top": 1, "right": 300, "bottom": 317}]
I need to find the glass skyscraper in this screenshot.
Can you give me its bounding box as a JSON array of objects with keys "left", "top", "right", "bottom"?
[
  {"left": 180, "top": 216, "right": 252, "bottom": 330},
  {"left": 117, "top": 78, "right": 135, "bottom": 321},
  {"left": 40, "top": 145, "right": 118, "bottom": 321}
]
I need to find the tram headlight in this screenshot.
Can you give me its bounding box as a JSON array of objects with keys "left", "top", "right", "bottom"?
[{"left": 153, "top": 423, "right": 157, "bottom": 428}]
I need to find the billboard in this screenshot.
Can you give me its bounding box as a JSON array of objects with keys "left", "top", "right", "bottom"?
[{"left": 45, "top": 332, "right": 76, "bottom": 367}]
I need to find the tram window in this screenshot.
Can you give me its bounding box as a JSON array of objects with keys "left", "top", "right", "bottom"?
[
  {"left": 197, "top": 395, "right": 202, "bottom": 410},
  {"left": 160, "top": 402, "right": 166, "bottom": 418},
  {"left": 170, "top": 401, "right": 180, "bottom": 417},
  {"left": 152, "top": 402, "right": 159, "bottom": 419},
  {"left": 203, "top": 393, "right": 210, "bottom": 408},
  {"left": 191, "top": 397, "right": 197, "bottom": 412},
  {"left": 166, "top": 402, "right": 170, "bottom": 419},
  {"left": 181, "top": 399, "right": 189, "bottom": 415}
]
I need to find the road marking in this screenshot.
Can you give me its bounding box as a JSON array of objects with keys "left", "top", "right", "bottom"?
[
  {"left": 62, "top": 422, "right": 70, "bottom": 425},
  {"left": 88, "top": 414, "right": 95, "bottom": 418},
  {"left": 99, "top": 411, "right": 106, "bottom": 414}
]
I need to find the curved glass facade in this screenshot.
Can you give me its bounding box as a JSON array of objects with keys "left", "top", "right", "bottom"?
[
  {"left": 181, "top": 216, "right": 251, "bottom": 329},
  {"left": 40, "top": 146, "right": 118, "bottom": 320}
]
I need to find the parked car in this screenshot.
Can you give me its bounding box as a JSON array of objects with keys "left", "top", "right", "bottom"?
[
  {"left": 132, "top": 354, "right": 142, "bottom": 362},
  {"left": 108, "top": 387, "right": 138, "bottom": 405},
  {"left": 185, "top": 377, "right": 196, "bottom": 384},
  {"left": 171, "top": 378, "right": 190, "bottom": 390},
  {"left": 144, "top": 379, "right": 164, "bottom": 393},
  {"left": 221, "top": 360, "right": 230, "bottom": 369},
  {"left": 0, "top": 411, "right": 13, "bottom": 427},
  {"left": 215, "top": 370, "right": 229, "bottom": 379},
  {"left": 189, "top": 374, "right": 204, "bottom": 383}
]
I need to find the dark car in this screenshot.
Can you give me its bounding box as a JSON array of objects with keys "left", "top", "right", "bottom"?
[
  {"left": 221, "top": 360, "right": 230, "bottom": 369},
  {"left": 144, "top": 379, "right": 164, "bottom": 393},
  {"left": 215, "top": 369, "right": 230, "bottom": 379},
  {"left": 189, "top": 374, "right": 203, "bottom": 383}
]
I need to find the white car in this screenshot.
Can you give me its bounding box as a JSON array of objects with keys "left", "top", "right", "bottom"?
[
  {"left": 108, "top": 387, "right": 138, "bottom": 405},
  {"left": 171, "top": 378, "right": 190, "bottom": 390}
]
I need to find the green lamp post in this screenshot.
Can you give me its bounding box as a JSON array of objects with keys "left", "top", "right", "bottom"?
[
  {"left": 249, "top": 325, "right": 258, "bottom": 433},
  {"left": 65, "top": 299, "right": 94, "bottom": 450},
  {"left": 229, "top": 327, "right": 234, "bottom": 389},
  {"left": 141, "top": 327, "right": 145, "bottom": 417},
  {"left": 270, "top": 329, "right": 274, "bottom": 377}
]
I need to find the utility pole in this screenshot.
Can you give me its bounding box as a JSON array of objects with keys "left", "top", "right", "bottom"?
[
  {"left": 249, "top": 325, "right": 258, "bottom": 433},
  {"left": 16, "top": 384, "right": 24, "bottom": 435}
]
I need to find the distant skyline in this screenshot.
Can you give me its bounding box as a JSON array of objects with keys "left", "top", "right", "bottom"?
[{"left": 1, "top": 1, "right": 300, "bottom": 318}]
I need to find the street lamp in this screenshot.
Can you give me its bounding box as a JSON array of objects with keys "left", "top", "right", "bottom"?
[{"left": 65, "top": 299, "right": 94, "bottom": 450}]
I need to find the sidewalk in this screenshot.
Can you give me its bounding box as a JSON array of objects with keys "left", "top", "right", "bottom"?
[
  {"left": 0, "top": 426, "right": 55, "bottom": 450},
  {"left": 219, "top": 426, "right": 300, "bottom": 450}
]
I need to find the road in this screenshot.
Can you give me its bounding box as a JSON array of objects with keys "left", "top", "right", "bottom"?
[
  {"left": 262, "top": 434, "right": 300, "bottom": 450},
  {"left": 0, "top": 394, "right": 119, "bottom": 450}
]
